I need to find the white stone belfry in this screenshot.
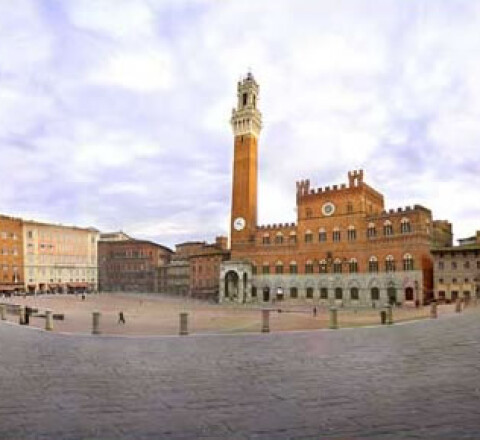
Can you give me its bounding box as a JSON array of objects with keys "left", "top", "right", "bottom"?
[{"left": 231, "top": 72, "right": 262, "bottom": 138}]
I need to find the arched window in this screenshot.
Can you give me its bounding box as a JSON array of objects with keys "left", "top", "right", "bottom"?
[
  {"left": 306, "top": 287, "right": 314, "bottom": 298},
  {"left": 385, "top": 255, "right": 395, "bottom": 272},
  {"left": 350, "top": 287, "right": 359, "bottom": 300},
  {"left": 289, "top": 231, "right": 297, "bottom": 244},
  {"left": 262, "top": 262, "right": 270, "bottom": 274},
  {"left": 333, "top": 258, "right": 342, "bottom": 273},
  {"left": 306, "top": 208, "right": 313, "bottom": 218},
  {"left": 371, "top": 287, "right": 380, "bottom": 300},
  {"left": 305, "top": 260, "right": 314, "bottom": 274},
  {"left": 335, "top": 287, "right": 343, "bottom": 299},
  {"left": 289, "top": 261, "right": 298, "bottom": 274},
  {"left": 367, "top": 222, "right": 376, "bottom": 238},
  {"left": 403, "top": 254, "right": 414, "bottom": 271},
  {"left": 383, "top": 220, "right": 393, "bottom": 236},
  {"left": 319, "top": 259, "right": 328, "bottom": 273},
  {"left": 290, "top": 287, "right": 298, "bottom": 298},
  {"left": 369, "top": 256, "right": 378, "bottom": 273},
  {"left": 333, "top": 227, "right": 341, "bottom": 242},
  {"left": 400, "top": 218, "right": 411, "bottom": 234},
  {"left": 318, "top": 227, "right": 327, "bottom": 242},
  {"left": 320, "top": 287, "right": 328, "bottom": 298},
  {"left": 275, "top": 261, "right": 284, "bottom": 274},
  {"left": 349, "top": 258, "right": 358, "bottom": 273},
  {"left": 347, "top": 225, "right": 356, "bottom": 241},
  {"left": 275, "top": 232, "right": 284, "bottom": 244},
  {"left": 304, "top": 230, "right": 313, "bottom": 243},
  {"left": 262, "top": 233, "right": 270, "bottom": 245}
]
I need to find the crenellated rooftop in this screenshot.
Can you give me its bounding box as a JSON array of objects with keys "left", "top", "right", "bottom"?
[
  {"left": 257, "top": 222, "right": 297, "bottom": 231},
  {"left": 296, "top": 170, "right": 383, "bottom": 201}
]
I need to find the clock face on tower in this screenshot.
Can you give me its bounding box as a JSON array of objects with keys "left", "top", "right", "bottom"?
[
  {"left": 322, "top": 202, "right": 335, "bottom": 216},
  {"left": 233, "top": 217, "right": 246, "bottom": 231}
]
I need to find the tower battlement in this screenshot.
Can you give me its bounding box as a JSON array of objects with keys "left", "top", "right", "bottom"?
[{"left": 296, "top": 170, "right": 369, "bottom": 199}]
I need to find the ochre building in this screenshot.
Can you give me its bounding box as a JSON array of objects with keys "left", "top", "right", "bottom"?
[
  {"left": 220, "top": 73, "right": 448, "bottom": 306},
  {"left": 0, "top": 215, "right": 24, "bottom": 294},
  {"left": 23, "top": 220, "right": 99, "bottom": 294}
]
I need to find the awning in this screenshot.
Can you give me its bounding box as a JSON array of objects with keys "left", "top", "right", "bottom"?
[{"left": 67, "top": 283, "right": 88, "bottom": 288}]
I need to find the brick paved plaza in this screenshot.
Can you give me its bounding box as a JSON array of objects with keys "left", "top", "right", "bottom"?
[
  {"left": 1, "top": 305, "right": 480, "bottom": 439},
  {"left": 0, "top": 293, "right": 459, "bottom": 335}
]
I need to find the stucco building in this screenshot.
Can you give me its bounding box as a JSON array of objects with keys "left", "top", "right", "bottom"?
[
  {"left": 99, "top": 238, "right": 172, "bottom": 293},
  {"left": 432, "top": 231, "right": 480, "bottom": 302},
  {"left": 220, "top": 73, "right": 448, "bottom": 306},
  {"left": 0, "top": 214, "right": 24, "bottom": 294},
  {"left": 22, "top": 220, "right": 99, "bottom": 294}
]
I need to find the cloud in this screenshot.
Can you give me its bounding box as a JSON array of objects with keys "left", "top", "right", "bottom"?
[{"left": 0, "top": 0, "right": 479, "bottom": 247}]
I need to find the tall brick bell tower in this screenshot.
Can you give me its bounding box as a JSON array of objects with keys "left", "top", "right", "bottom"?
[{"left": 230, "top": 72, "right": 262, "bottom": 250}]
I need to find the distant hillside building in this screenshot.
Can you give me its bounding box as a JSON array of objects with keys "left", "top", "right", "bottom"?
[
  {"left": 99, "top": 238, "right": 172, "bottom": 293},
  {"left": 220, "top": 73, "right": 449, "bottom": 306}
]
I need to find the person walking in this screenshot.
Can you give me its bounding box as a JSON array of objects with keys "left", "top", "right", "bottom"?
[
  {"left": 118, "top": 311, "right": 126, "bottom": 324},
  {"left": 313, "top": 306, "right": 317, "bottom": 317}
]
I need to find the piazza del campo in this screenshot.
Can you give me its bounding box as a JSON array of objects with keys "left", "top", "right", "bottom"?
[{"left": 1, "top": 1, "right": 480, "bottom": 439}]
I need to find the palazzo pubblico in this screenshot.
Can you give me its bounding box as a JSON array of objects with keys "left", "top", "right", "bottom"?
[{"left": 219, "top": 73, "right": 451, "bottom": 306}]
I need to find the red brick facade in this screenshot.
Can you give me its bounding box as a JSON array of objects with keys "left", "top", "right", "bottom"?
[
  {"left": 99, "top": 239, "right": 172, "bottom": 293},
  {"left": 0, "top": 215, "right": 24, "bottom": 294}
]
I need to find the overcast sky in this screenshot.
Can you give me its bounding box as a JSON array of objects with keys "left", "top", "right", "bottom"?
[{"left": 1, "top": 0, "right": 479, "bottom": 248}]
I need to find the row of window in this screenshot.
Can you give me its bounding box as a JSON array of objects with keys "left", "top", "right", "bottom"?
[
  {"left": 109, "top": 250, "right": 153, "bottom": 259},
  {"left": 438, "top": 261, "right": 480, "bottom": 270},
  {"left": 2, "top": 265, "right": 19, "bottom": 271},
  {"left": 253, "top": 255, "right": 414, "bottom": 275},
  {"left": 438, "top": 278, "right": 477, "bottom": 284},
  {"left": 1, "top": 247, "right": 19, "bottom": 255},
  {"left": 27, "top": 230, "right": 96, "bottom": 244},
  {"left": 262, "top": 221, "right": 413, "bottom": 245},
  {"left": 0, "top": 232, "right": 19, "bottom": 240},
  {"left": 252, "top": 286, "right": 386, "bottom": 301}
]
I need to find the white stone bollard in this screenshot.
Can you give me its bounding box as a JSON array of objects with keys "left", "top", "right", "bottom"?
[
  {"left": 430, "top": 302, "right": 438, "bottom": 319},
  {"left": 329, "top": 307, "right": 338, "bottom": 329},
  {"left": 179, "top": 312, "right": 189, "bottom": 336},
  {"left": 455, "top": 298, "right": 462, "bottom": 313},
  {"left": 385, "top": 305, "right": 393, "bottom": 325},
  {"left": 92, "top": 311, "right": 101, "bottom": 335},
  {"left": 261, "top": 309, "right": 270, "bottom": 333},
  {"left": 45, "top": 310, "right": 53, "bottom": 331},
  {"left": 18, "top": 305, "right": 25, "bottom": 325}
]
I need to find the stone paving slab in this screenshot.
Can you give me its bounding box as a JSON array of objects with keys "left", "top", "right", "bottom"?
[{"left": 0, "top": 309, "right": 480, "bottom": 439}]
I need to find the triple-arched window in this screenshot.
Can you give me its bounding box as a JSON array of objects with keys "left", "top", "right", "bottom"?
[
  {"left": 384, "top": 220, "right": 393, "bottom": 236},
  {"left": 347, "top": 225, "right": 356, "bottom": 241},
  {"left": 349, "top": 258, "right": 358, "bottom": 273},
  {"left": 385, "top": 255, "right": 395, "bottom": 272},
  {"left": 403, "top": 253, "right": 414, "bottom": 271},
  {"left": 333, "top": 258, "right": 342, "bottom": 273},
  {"left": 400, "top": 218, "right": 412, "bottom": 234},
  {"left": 369, "top": 256, "right": 378, "bottom": 273}
]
